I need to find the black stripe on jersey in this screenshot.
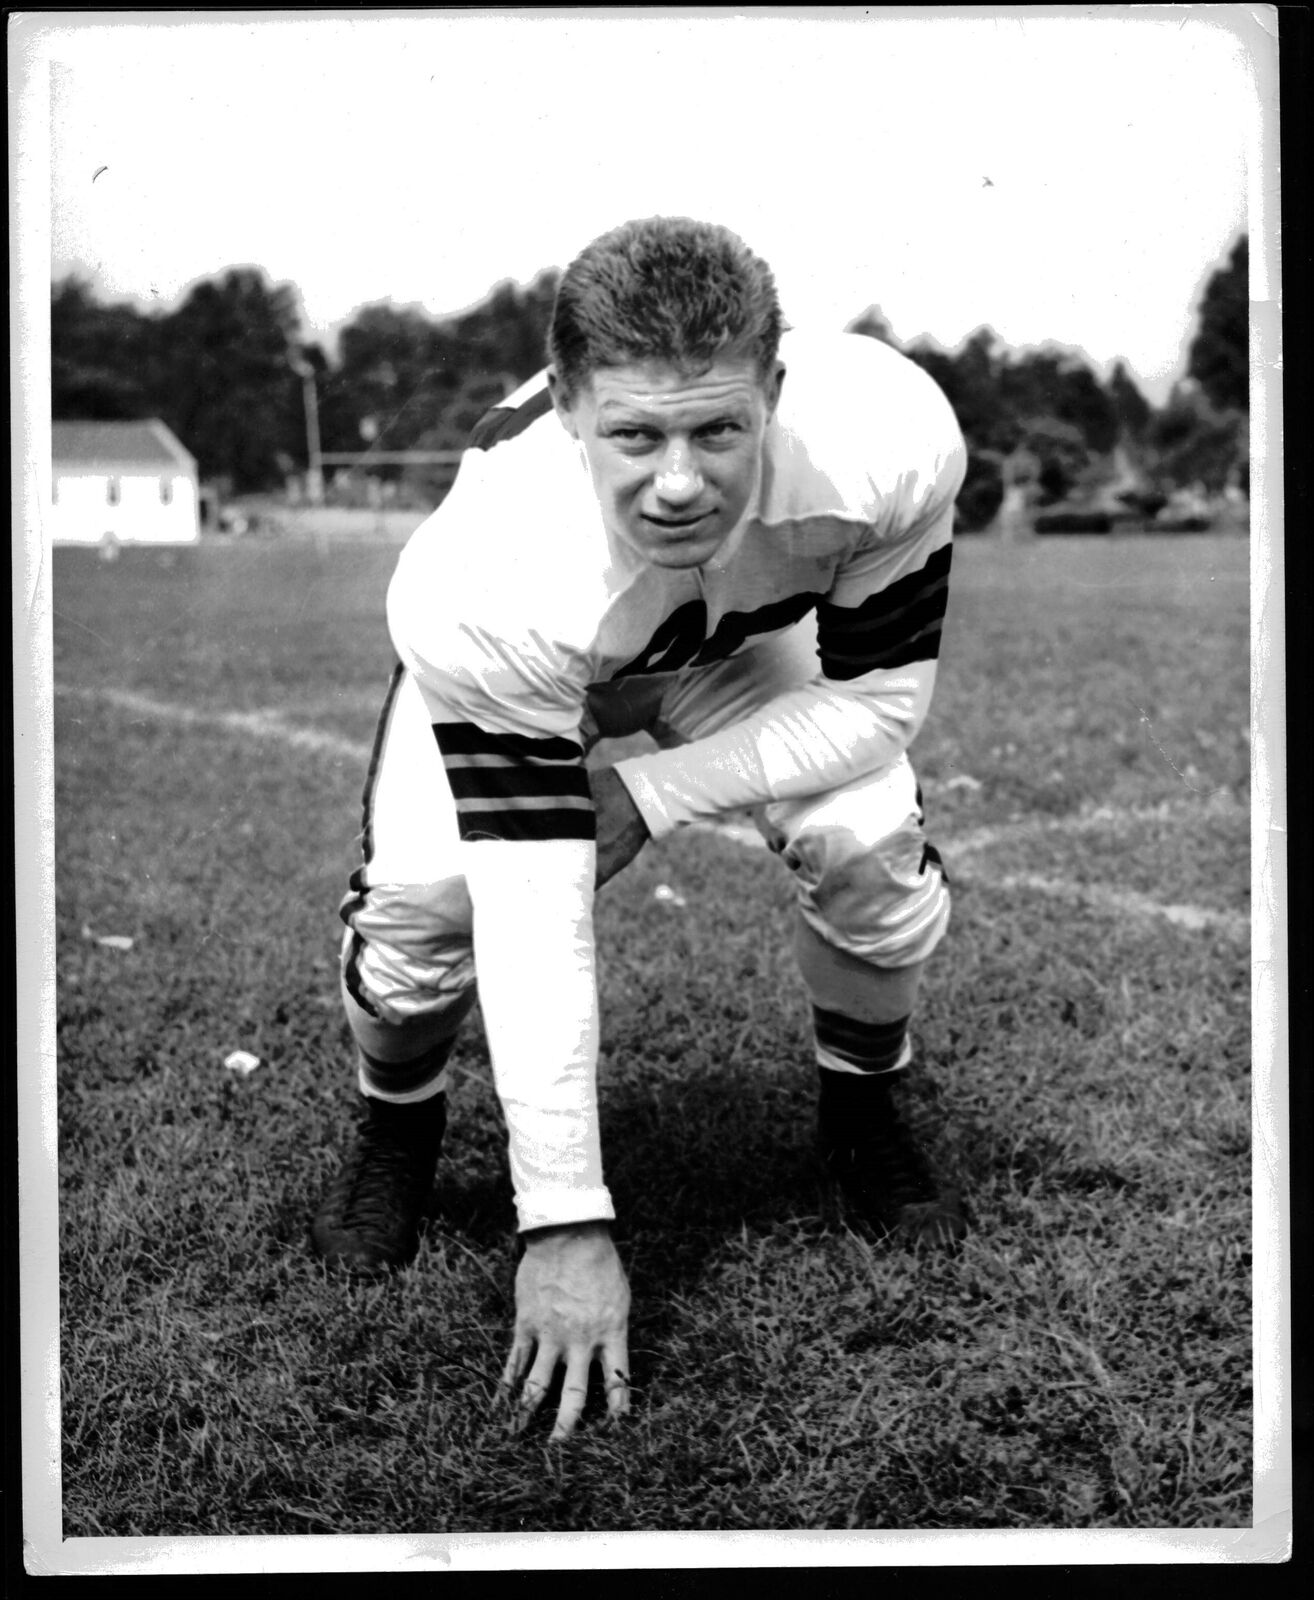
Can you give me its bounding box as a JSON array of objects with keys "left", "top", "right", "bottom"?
[
  {"left": 691, "top": 590, "right": 822, "bottom": 669},
  {"left": 466, "top": 384, "right": 554, "bottom": 451},
  {"left": 816, "top": 544, "right": 952, "bottom": 681},
  {"left": 432, "top": 721, "right": 594, "bottom": 843},
  {"left": 613, "top": 590, "right": 823, "bottom": 680}
]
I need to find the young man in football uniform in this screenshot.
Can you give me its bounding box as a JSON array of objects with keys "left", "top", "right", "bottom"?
[{"left": 311, "top": 217, "right": 968, "bottom": 1441}]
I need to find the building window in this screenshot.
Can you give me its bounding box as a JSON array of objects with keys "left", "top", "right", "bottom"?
[
  {"left": 107, "top": 478, "right": 120, "bottom": 506},
  {"left": 160, "top": 477, "right": 173, "bottom": 505}
]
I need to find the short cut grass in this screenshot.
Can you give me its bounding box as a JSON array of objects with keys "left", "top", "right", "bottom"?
[
  {"left": 548, "top": 217, "right": 784, "bottom": 401},
  {"left": 53, "top": 536, "right": 1252, "bottom": 1535}
]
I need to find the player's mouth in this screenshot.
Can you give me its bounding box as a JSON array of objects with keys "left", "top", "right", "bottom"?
[{"left": 643, "top": 511, "right": 713, "bottom": 532}]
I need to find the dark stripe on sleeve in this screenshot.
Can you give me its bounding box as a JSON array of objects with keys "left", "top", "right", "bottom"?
[
  {"left": 466, "top": 384, "right": 554, "bottom": 451},
  {"left": 817, "top": 544, "right": 953, "bottom": 681},
  {"left": 444, "top": 763, "right": 592, "bottom": 802},
  {"left": 433, "top": 720, "right": 595, "bottom": 843},
  {"left": 434, "top": 722, "right": 584, "bottom": 763}
]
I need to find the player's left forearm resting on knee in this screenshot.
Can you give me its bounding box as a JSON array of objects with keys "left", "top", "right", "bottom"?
[{"left": 613, "top": 663, "right": 938, "bottom": 837}]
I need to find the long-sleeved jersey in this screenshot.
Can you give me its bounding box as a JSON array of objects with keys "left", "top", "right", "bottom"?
[{"left": 384, "top": 329, "right": 966, "bottom": 1229}]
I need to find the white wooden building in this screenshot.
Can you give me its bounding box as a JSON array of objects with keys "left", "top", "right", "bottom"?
[{"left": 51, "top": 420, "right": 199, "bottom": 549}]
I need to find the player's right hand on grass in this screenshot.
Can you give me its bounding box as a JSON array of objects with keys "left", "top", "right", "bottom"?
[{"left": 501, "top": 1220, "right": 631, "bottom": 1442}]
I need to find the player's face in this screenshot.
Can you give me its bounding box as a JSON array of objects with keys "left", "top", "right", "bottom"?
[{"left": 550, "top": 356, "right": 784, "bottom": 569}]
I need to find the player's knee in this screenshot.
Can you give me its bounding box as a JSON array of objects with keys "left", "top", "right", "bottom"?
[
  {"left": 785, "top": 809, "right": 951, "bottom": 969},
  {"left": 337, "top": 879, "right": 476, "bottom": 1050}
]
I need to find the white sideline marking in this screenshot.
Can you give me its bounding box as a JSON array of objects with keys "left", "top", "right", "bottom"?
[
  {"left": 949, "top": 792, "right": 1244, "bottom": 860},
  {"left": 57, "top": 683, "right": 1247, "bottom": 938},
  {"left": 54, "top": 684, "right": 368, "bottom": 763},
  {"left": 982, "top": 872, "right": 1248, "bottom": 939}
]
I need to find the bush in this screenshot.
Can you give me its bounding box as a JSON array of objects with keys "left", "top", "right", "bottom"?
[
  {"left": 1116, "top": 488, "right": 1169, "bottom": 520},
  {"left": 955, "top": 453, "right": 1005, "bottom": 533},
  {"left": 1152, "top": 515, "right": 1213, "bottom": 534},
  {"left": 1033, "top": 509, "right": 1113, "bottom": 535}
]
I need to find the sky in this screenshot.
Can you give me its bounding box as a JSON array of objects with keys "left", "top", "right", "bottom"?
[{"left": 28, "top": 7, "right": 1273, "bottom": 403}]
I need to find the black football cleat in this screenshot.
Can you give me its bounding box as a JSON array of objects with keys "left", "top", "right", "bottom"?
[
  {"left": 820, "top": 1080, "right": 968, "bottom": 1250},
  {"left": 311, "top": 1094, "right": 447, "bottom": 1275}
]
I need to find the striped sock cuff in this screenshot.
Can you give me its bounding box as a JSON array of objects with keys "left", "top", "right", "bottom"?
[
  {"left": 357, "top": 1041, "right": 453, "bottom": 1102},
  {"left": 813, "top": 1006, "right": 911, "bottom": 1076}
]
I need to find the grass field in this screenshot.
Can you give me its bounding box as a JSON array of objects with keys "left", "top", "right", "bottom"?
[{"left": 49, "top": 531, "right": 1252, "bottom": 1537}]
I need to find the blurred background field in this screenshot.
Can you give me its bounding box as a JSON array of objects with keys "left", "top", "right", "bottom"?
[{"left": 52, "top": 531, "right": 1251, "bottom": 1535}]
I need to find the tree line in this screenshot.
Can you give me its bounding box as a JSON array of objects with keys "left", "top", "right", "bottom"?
[
  {"left": 847, "top": 234, "right": 1247, "bottom": 529},
  {"left": 50, "top": 266, "right": 559, "bottom": 501},
  {"left": 51, "top": 235, "right": 1247, "bottom": 529}
]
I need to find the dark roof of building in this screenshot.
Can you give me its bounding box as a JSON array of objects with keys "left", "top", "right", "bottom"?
[{"left": 52, "top": 419, "right": 196, "bottom": 471}]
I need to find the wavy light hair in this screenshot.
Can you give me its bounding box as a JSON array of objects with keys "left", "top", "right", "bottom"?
[{"left": 548, "top": 217, "right": 783, "bottom": 400}]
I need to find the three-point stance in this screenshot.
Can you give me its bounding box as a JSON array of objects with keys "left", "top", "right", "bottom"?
[{"left": 312, "top": 217, "right": 969, "bottom": 1440}]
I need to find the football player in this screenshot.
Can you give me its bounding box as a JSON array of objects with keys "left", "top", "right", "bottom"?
[{"left": 312, "top": 216, "right": 968, "bottom": 1441}]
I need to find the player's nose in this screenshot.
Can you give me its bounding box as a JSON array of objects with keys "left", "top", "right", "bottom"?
[{"left": 653, "top": 441, "right": 704, "bottom": 506}]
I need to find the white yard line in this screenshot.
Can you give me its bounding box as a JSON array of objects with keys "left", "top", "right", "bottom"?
[
  {"left": 948, "top": 792, "right": 1244, "bottom": 859},
  {"left": 982, "top": 872, "right": 1248, "bottom": 939},
  {"left": 55, "top": 683, "right": 369, "bottom": 763},
  {"left": 57, "top": 683, "right": 1248, "bottom": 939}
]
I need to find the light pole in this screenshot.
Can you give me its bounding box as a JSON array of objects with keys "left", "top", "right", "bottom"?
[{"left": 289, "top": 352, "right": 324, "bottom": 506}]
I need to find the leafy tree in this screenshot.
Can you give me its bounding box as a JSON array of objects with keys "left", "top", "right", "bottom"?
[
  {"left": 1187, "top": 235, "right": 1248, "bottom": 414},
  {"left": 51, "top": 276, "right": 162, "bottom": 420},
  {"left": 156, "top": 268, "right": 307, "bottom": 490},
  {"left": 846, "top": 305, "right": 899, "bottom": 346},
  {"left": 1053, "top": 361, "right": 1118, "bottom": 456},
  {"left": 330, "top": 271, "right": 557, "bottom": 465},
  {"left": 1019, "top": 416, "right": 1092, "bottom": 504},
  {"left": 905, "top": 328, "right": 1023, "bottom": 457},
  {"left": 1144, "top": 384, "right": 1244, "bottom": 495},
  {"left": 448, "top": 270, "right": 558, "bottom": 389},
  {"left": 332, "top": 301, "right": 461, "bottom": 455},
  {"left": 1106, "top": 359, "right": 1151, "bottom": 442},
  {"left": 1000, "top": 347, "right": 1118, "bottom": 456}
]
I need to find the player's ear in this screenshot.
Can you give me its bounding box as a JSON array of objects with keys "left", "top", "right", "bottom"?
[
  {"left": 763, "top": 361, "right": 786, "bottom": 419},
  {"left": 547, "top": 368, "right": 580, "bottom": 439}
]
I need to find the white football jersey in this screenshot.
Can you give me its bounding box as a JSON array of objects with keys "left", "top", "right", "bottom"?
[{"left": 388, "top": 329, "right": 966, "bottom": 842}]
